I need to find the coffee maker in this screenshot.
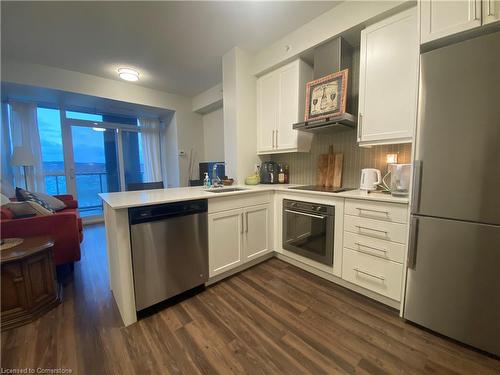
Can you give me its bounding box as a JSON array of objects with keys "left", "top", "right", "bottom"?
[{"left": 260, "top": 161, "right": 279, "bottom": 184}]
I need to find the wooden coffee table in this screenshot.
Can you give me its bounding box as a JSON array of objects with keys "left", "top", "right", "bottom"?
[{"left": 1, "top": 235, "right": 62, "bottom": 331}]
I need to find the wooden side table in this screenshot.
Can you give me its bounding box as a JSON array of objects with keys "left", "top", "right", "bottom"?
[{"left": 1, "top": 235, "right": 62, "bottom": 331}]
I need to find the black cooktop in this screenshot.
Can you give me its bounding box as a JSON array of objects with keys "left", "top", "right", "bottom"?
[{"left": 288, "top": 185, "right": 355, "bottom": 193}]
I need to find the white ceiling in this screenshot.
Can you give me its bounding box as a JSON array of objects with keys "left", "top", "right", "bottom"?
[{"left": 1, "top": 1, "right": 340, "bottom": 97}]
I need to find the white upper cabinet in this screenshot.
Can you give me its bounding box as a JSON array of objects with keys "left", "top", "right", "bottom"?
[
  {"left": 358, "top": 8, "right": 419, "bottom": 146},
  {"left": 257, "top": 73, "right": 279, "bottom": 153},
  {"left": 482, "top": 0, "right": 500, "bottom": 24},
  {"left": 257, "top": 59, "right": 313, "bottom": 154},
  {"left": 420, "top": 0, "right": 498, "bottom": 44}
]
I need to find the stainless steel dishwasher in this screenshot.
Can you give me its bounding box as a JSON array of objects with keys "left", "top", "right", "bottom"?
[{"left": 129, "top": 199, "right": 208, "bottom": 311}]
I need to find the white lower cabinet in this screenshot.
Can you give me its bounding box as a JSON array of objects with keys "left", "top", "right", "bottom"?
[
  {"left": 243, "top": 204, "right": 271, "bottom": 261},
  {"left": 208, "top": 208, "right": 244, "bottom": 277},
  {"left": 209, "top": 202, "right": 272, "bottom": 277},
  {"left": 342, "top": 248, "right": 403, "bottom": 301},
  {"left": 342, "top": 199, "right": 409, "bottom": 302}
]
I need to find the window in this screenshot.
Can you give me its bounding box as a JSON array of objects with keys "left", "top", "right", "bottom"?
[
  {"left": 65, "top": 111, "right": 103, "bottom": 122},
  {"left": 121, "top": 130, "right": 144, "bottom": 189},
  {"left": 31, "top": 105, "right": 161, "bottom": 219},
  {"left": 37, "top": 107, "right": 67, "bottom": 195},
  {"left": 71, "top": 126, "right": 120, "bottom": 217}
]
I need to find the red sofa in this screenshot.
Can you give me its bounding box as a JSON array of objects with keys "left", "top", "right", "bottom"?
[{"left": 0, "top": 194, "right": 83, "bottom": 266}]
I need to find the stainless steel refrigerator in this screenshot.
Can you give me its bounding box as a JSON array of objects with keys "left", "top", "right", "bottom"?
[{"left": 404, "top": 31, "right": 500, "bottom": 357}]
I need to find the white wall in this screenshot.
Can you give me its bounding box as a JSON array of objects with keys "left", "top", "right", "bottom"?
[
  {"left": 192, "top": 83, "right": 223, "bottom": 114},
  {"left": 174, "top": 111, "right": 205, "bottom": 186},
  {"left": 223, "top": 47, "right": 260, "bottom": 183},
  {"left": 202, "top": 108, "right": 224, "bottom": 162},
  {"left": 251, "top": 1, "right": 408, "bottom": 75}
]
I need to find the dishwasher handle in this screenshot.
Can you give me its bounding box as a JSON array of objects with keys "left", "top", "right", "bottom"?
[{"left": 129, "top": 199, "right": 208, "bottom": 225}]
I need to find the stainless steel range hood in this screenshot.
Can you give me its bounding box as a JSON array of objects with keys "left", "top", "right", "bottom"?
[{"left": 294, "top": 37, "right": 358, "bottom": 133}]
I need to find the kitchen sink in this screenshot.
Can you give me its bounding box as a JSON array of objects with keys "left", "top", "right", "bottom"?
[{"left": 205, "top": 188, "right": 247, "bottom": 193}]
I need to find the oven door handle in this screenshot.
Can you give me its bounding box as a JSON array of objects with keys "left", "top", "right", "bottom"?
[{"left": 284, "top": 209, "right": 326, "bottom": 220}]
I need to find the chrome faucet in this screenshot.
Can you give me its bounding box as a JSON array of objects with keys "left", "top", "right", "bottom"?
[{"left": 212, "top": 163, "right": 223, "bottom": 188}]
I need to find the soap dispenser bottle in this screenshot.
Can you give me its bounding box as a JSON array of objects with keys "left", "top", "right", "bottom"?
[{"left": 203, "top": 172, "right": 211, "bottom": 188}]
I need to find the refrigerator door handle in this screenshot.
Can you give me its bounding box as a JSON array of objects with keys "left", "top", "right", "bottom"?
[
  {"left": 407, "top": 216, "right": 419, "bottom": 269},
  {"left": 411, "top": 160, "right": 422, "bottom": 214}
]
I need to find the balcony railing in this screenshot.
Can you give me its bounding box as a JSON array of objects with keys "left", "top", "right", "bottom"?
[{"left": 44, "top": 172, "right": 109, "bottom": 214}]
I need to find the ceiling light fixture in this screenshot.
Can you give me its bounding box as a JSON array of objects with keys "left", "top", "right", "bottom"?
[
  {"left": 118, "top": 68, "right": 140, "bottom": 82},
  {"left": 92, "top": 127, "right": 106, "bottom": 132}
]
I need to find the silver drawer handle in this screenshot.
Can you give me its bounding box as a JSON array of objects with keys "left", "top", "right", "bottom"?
[
  {"left": 356, "top": 207, "right": 389, "bottom": 215},
  {"left": 284, "top": 209, "right": 326, "bottom": 220},
  {"left": 354, "top": 268, "right": 385, "bottom": 281},
  {"left": 355, "top": 225, "right": 388, "bottom": 235},
  {"left": 355, "top": 242, "right": 387, "bottom": 254}
]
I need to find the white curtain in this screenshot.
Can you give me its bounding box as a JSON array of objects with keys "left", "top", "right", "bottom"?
[
  {"left": 138, "top": 117, "right": 163, "bottom": 183},
  {"left": 1, "top": 103, "right": 15, "bottom": 197},
  {"left": 8, "top": 102, "right": 45, "bottom": 192}
]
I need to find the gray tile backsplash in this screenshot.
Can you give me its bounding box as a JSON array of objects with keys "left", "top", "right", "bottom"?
[{"left": 271, "top": 129, "right": 412, "bottom": 188}]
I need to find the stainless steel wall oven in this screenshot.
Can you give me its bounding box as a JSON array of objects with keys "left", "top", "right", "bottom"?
[{"left": 282, "top": 199, "right": 335, "bottom": 266}]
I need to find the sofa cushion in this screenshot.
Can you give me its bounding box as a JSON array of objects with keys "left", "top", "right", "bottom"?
[
  {"left": 16, "top": 187, "right": 55, "bottom": 213},
  {"left": 26, "top": 201, "right": 54, "bottom": 216},
  {"left": 5, "top": 202, "right": 38, "bottom": 218},
  {"left": 32, "top": 191, "right": 66, "bottom": 211}
]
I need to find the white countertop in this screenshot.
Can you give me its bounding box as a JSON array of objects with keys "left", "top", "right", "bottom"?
[{"left": 99, "top": 184, "right": 409, "bottom": 209}]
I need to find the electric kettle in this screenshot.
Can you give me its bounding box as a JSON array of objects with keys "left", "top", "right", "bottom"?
[{"left": 360, "top": 168, "right": 381, "bottom": 191}]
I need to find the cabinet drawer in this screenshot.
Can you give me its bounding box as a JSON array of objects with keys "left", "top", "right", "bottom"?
[
  {"left": 208, "top": 192, "right": 272, "bottom": 213},
  {"left": 343, "top": 231, "right": 406, "bottom": 264},
  {"left": 345, "top": 199, "right": 408, "bottom": 223},
  {"left": 342, "top": 248, "right": 403, "bottom": 301},
  {"left": 344, "top": 215, "right": 407, "bottom": 244}
]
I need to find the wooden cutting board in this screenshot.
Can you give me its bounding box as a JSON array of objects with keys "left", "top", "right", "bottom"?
[
  {"left": 325, "top": 153, "right": 336, "bottom": 188},
  {"left": 333, "top": 153, "right": 343, "bottom": 188},
  {"left": 317, "top": 145, "right": 344, "bottom": 188},
  {"left": 316, "top": 154, "right": 330, "bottom": 186}
]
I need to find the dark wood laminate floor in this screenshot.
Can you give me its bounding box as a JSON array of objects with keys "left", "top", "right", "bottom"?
[{"left": 1, "top": 224, "right": 499, "bottom": 374}]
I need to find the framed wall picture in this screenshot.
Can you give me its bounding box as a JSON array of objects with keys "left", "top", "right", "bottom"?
[{"left": 304, "top": 69, "right": 348, "bottom": 122}]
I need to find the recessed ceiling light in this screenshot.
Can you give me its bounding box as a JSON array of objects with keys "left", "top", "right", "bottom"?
[
  {"left": 118, "top": 68, "right": 139, "bottom": 82},
  {"left": 92, "top": 127, "right": 106, "bottom": 132}
]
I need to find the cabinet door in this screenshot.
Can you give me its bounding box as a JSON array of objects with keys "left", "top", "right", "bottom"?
[
  {"left": 483, "top": 0, "right": 500, "bottom": 24},
  {"left": 208, "top": 209, "right": 244, "bottom": 277},
  {"left": 243, "top": 204, "right": 272, "bottom": 261},
  {"left": 257, "top": 72, "right": 279, "bottom": 153},
  {"left": 420, "top": 0, "right": 482, "bottom": 44},
  {"left": 24, "top": 252, "right": 57, "bottom": 311},
  {"left": 277, "top": 62, "right": 299, "bottom": 151},
  {"left": 358, "top": 8, "right": 418, "bottom": 144},
  {"left": 1, "top": 263, "right": 30, "bottom": 318}
]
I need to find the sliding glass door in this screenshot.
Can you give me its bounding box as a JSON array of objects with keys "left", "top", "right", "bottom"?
[
  {"left": 70, "top": 125, "right": 120, "bottom": 218},
  {"left": 36, "top": 107, "right": 155, "bottom": 222}
]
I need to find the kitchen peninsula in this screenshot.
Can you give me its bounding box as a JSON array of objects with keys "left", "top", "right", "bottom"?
[{"left": 100, "top": 185, "right": 409, "bottom": 326}]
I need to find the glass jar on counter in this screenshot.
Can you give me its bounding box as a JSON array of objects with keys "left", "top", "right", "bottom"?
[{"left": 278, "top": 163, "right": 285, "bottom": 184}]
